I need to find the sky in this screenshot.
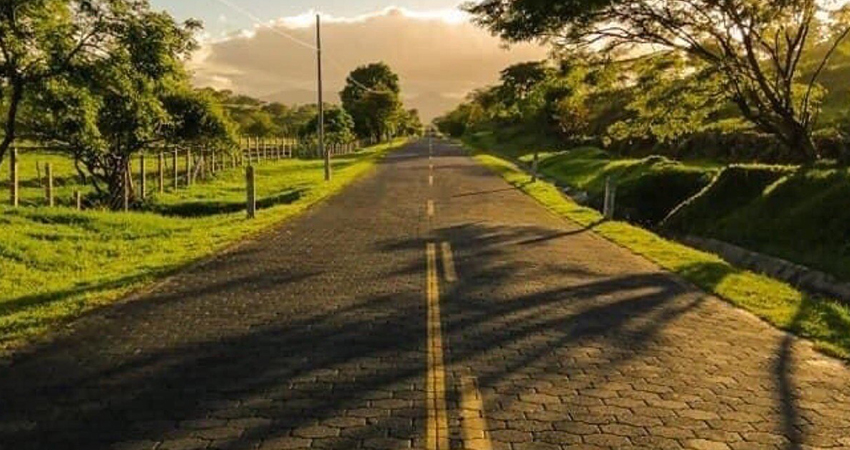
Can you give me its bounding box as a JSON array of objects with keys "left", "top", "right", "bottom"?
[{"left": 148, "top": 0, "right": 549, "bottom": 121}]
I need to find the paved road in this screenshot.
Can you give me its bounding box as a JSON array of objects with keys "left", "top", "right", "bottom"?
[{"left": 1, "top": 141, "right": 849, "bottom": 450}]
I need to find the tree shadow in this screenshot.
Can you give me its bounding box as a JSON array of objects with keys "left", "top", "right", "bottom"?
[{"left": 151, "top": 189, "right": 305, "bottom": 218}]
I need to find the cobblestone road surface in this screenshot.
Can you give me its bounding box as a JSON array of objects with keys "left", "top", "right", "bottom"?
[{"left": 1, "top": 141, "right": 849, "bottom": 450}]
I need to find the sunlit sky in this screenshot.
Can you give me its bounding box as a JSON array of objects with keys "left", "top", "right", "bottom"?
[
  {"left": 150, "top": 0, "right": 462, "bottom": 36},
  {"left": 148, "top": 1, "right": 548, "bottom": 120}
]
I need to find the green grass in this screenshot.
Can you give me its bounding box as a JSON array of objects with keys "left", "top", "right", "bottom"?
[
  {"left": 472, "top": 150, "right": 850, "bottom": 360},
  {"left": 469, "top": 139, "right": 719, "bottom": 226},
  {"left": 0, "top": 140, "right": 405, "bottom": 353},
  {"left": 666, "top": 163, "right": 850, "bottom": 281}
]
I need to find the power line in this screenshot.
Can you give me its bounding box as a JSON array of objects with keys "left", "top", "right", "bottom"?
[{"left": 209, "top": 0, "right": 396, "bottom": 96}]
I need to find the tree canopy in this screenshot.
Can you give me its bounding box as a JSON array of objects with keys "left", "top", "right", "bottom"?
[{"left": 465, "top": 0, "right": 850, "bottom": 159}]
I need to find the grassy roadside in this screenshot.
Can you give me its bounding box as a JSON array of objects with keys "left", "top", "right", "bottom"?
[
  {"left": 471, "top": 150, "right": 850, "bottom": 360},
  {"left": 0, "top": 140, "right": 405, "bottom": 353}
]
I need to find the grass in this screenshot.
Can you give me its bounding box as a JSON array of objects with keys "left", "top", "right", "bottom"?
[
  {"left": 471, "top": 150, "right": 850, "bottom": 360},
  {"left": 0, "top": 140, "right": 405, "bottom": 353},
  {"left": 664, "top": 163, "right": 850, "bottom": 282}
]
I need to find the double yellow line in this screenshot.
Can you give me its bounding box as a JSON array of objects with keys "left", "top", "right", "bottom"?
[{"left": 425, "top": 242, "right": 491, "bottom": 450}]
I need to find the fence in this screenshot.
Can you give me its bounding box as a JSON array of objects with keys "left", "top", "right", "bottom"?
[{"left": 5, "top": 136, "right": 369, "bottom": 210}]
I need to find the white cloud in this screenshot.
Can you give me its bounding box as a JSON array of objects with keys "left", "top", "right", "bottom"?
[{"left": 189, "top": 7, "right": 549, "bottom": 120}]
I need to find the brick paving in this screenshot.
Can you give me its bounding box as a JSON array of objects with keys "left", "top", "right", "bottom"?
[{"left": 1, "top": 140, "right": 849, "bottom": 449}]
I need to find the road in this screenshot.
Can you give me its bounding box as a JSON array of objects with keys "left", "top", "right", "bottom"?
[{"left": 1, "top": 140, "right": 849, "bottom": 450}]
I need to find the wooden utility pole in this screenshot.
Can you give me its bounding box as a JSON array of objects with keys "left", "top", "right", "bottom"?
[{"left": 317, "top": 14, "right": 330, "bottom": 181}]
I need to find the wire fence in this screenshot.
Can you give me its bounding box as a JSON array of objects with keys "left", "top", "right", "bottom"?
[{"left": 3, "top": 136, "right": 376, "bottom": 210}]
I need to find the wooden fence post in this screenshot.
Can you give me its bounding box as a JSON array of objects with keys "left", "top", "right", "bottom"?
[
  {"left": 139, "top": 152, "right": 147, "bottom": 200},
  {"left": 123, "top": 166, "right": 130, "bottom": 212},
  {"left": 158, "top": 152, "right": 165, "bottom": 193},
  {"left": 172, "top": 150, "right": 178, "bottom": 190},
  {"left": 45, "top": 163, "right": 54, "bottom": 207},
  {"left": 75, "top": 191, "right": 82, "bottom": 210},
  {"left": 9, "top": 147, "right": 18, "bottom": 207},
  {"left": 604, "top": 177, "right": 616, "bottom": 220},
  {"left": 185, "top": 149, "right": 192, "bottom": 186},
  {"left": 246, "top": 165, "right": 256, "bottom": 219}
]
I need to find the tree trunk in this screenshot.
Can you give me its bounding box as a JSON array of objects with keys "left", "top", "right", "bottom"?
[
  {"left": 0, "top": 80, "right": 24, "bottom": 169},
  {"left": 783, "top": 120, "right": 820, "bottom": 162},
  {"left": 106, "top": 156, "right": 134, "bottom": 210}
]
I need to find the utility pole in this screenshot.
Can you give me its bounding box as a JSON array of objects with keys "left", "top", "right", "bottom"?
[{"left": 317, "top": 14, "right": 330, "bottom": 181}]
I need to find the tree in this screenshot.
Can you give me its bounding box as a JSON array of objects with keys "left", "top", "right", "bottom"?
[
  {"left": 300, "top": 106, "right": 356, "bottom": 144},
  {"left": 340, "top": 62, "right": 404, "bottom": 140},
  {"left": 25, "top": 3, "right": 221, "bottom": 209},
  {"left": 465, "top": 0, "right": 850, "bottom": 159},
  {"left": 499, "top": 61, "right": 553, "bottom": 103},
  {"left": 0, "top": 0, "right": 112, "bottom": 168}
]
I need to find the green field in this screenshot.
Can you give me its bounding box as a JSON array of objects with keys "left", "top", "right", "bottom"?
[
  {"left": 0, "top": 140, "right": 404, "bottom": 353},
  {"left": 472, "top": 150, "right": 850, "bottom": 360}
]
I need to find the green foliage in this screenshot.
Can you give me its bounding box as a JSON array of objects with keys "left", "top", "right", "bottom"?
[
  {"left": 664, "top": 164, "right": 850, "bottom": 281},
  {"left": 22, "top": 3, "right": 207, "bottom": 208},
  {"left": 300, "top": 106, "right": 357, "bottom": 144},
  {"left": 340, "top": 62, "right": 406, "bottom": 140},
  {"left": 463, "top": 0, "right": 850, "bottom": 159}
]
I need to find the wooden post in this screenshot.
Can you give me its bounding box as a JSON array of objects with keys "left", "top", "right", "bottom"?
[
  {"left": 9, "top": 147, "right": 18, "bottom": 207},
  {"left": 45, "top": 163, "right": 54, "bottom": 207},
  {"left": 158, "top": 152, "right": 165, "bottom": 193},
  {"left": 185, "top": 149, "right": 192, "bottom": 186},
  {"left": 532, "top": 151, "right": 540, "bottom": 183},
  {"left": 211, "top": 151, "right": 217, "bottom": 175},
  {"left": 604, "top": 177, "right": 616, "bottom": 220},
  {"left": 123, "top": 166, "right": 130, "bottom": 212},
  {"left": 172, "top": 150, "right": 178, "bottom": 190},
  {"left": 75, "top": 191, "right": 82, "bottom": 210},
  {"left": 139, "top": 152, "right": 147, "bottom": 200},
  {"left": 246, "top": 165, "right": 256, "bottom": 219}
]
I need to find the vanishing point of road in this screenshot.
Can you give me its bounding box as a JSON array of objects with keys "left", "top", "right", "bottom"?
[{"left": 1, "top": 140, "right": 850, "bottom": 450}]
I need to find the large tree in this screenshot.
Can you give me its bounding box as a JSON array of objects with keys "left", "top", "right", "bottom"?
[
  {"left": 0, "top": 0, "right": 114, "bottom": 168},
  {"left": 465, "top": 0, "right": 850, "bottom": 160},
  {"left": 340, "top": 62, "right": 404, "bottom": 140},
  {"left": 24, "top": 4, "right": 233, "bottom": 209}
]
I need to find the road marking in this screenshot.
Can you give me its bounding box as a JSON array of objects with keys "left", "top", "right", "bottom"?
[
  {"left": 460, "top": 375, "right": 493, "bottom": 450},
  {"left": 429, "top": 175, "right": 434, "bottom": 186},
  {"left": 426, "top": 243, "right": 449, "bottom": 450},
  {"left": 440, "top": 242, "right": 457, "bottom": 283},
  {"left": 427, "top": 200, "right": 434, "bottom": 217}
]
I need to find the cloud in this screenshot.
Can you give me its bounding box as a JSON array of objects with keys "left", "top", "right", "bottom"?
[{"left": 189, "top": 7, "right": 549, "bottom": 121}]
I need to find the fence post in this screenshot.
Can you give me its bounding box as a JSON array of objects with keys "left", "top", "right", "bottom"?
[
  {"left": 9, "top": 147, "right": 18, "bottom": 207},
  {"left": 185, "top": 149, "right": 192, "bottom": 186},
  {"left": 75, "top": 191, "right": 82, "bottom": 211},
  {"left": 211, "top": 151, "right": 217, "bottom": 175},
  {"left": 246, "top": 165, "right": 256, "bottom": 219},
  {"left": 532, "top": 151, "right": 539, "bottom": 183},
  {"left": 158, "top": 152, "right": 165, "bottom": 194},
  {"left": 172, "top": 150, "right": 178, "bottom": 190},
  {"left": 123, "top": 166, "right": 130, "bottom": 212},
  {"left": 139, "top": 152, "right": 147, "bottom": 200},
  {"left": 45, "top": 163, "right": 54, "bottom": 207},
  {"left": 604, "top": 177, "right": 616, "bottom": 220}
]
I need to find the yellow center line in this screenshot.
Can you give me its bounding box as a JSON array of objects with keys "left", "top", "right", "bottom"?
[
  {"left": 440, "top": 242, "right": 458, "bottom": 283},
  {"left": 426, "top": 243, "right": 449, "bottom": 450},
  {"left": 427, "top": 200, "right": 435, "bottom": 217},
  {"left": 460, "top": 375, "right": 493, "bottom": 450}
]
